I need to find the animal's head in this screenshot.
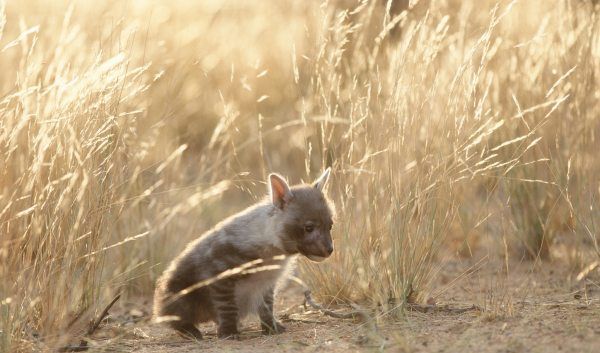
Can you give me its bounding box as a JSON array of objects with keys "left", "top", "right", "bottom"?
[{"left": 269, "top": 168, "right": 335, "bottom": 262}]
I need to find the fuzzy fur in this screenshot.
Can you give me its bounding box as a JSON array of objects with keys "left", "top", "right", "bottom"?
[{"left": 153, "top": 170, "right": 334, "bottom": 339}]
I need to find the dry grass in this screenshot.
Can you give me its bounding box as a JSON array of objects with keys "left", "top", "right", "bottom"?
[{"left": 0, "top": 0, "right": 599, "bottom": 351}]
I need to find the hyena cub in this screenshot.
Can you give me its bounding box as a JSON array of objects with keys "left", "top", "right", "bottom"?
[{"left": 153, "top": 168, "right": 334, "bottom": 339}]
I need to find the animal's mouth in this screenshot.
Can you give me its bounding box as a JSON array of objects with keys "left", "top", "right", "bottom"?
[
  {"left": 298, "top": 242, "right": 333, "bottom": 262},
  {"left": 305, "top": 254, "right": 328, "bottom": 262}
]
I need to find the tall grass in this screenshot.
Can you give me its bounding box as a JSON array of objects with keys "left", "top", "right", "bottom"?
[
  {"left": 0, "top": 2, "right": 231, "bottom": 350},
  {"left": 0, "top": 0, "right": 599, "bottom": 351},
  {"left": 300, "top": 0, "right": 566, "bottom": 308}
]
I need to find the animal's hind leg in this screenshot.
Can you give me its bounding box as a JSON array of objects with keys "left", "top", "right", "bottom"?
[{"left": 159, "top": 293, "right": 203, "bottom": 340}]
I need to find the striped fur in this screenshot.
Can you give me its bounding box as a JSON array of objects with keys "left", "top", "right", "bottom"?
[{"left": 153, "top": 169, "right": 334, "bottom": 339}]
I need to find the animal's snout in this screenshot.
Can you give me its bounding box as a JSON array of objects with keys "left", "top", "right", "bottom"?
[{"left": 317, "top": 237, "right": 333, "bottom": 257}]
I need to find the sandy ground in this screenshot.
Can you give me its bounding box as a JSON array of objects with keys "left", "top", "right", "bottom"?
[{"left": 79, "top": 257, "right": 600, "bottom": 353}]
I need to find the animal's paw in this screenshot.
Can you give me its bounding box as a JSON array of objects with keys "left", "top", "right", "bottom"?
[
  {"left": 218, "top": 328, "right": 241, "bottom": 340},
  {"left": 261, "top": 321, "right": 287, "bottom": 335},
  {"left": 173, "top": 323, "right": 203, "bottom": 340},
  {"left": 180, "top": 330, "right": 203, "bottom": 341},
  {"left": 219, "top": 333, "right": 241, "bottom": 340}
]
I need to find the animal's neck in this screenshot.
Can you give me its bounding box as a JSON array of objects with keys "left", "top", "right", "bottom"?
[{"left": 236, "top": 203, "right": 286, "bottom": 256}]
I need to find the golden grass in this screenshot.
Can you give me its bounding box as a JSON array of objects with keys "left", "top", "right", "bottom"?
[{"left": 0, "top": 0, "right": 599, "bottom": 351}]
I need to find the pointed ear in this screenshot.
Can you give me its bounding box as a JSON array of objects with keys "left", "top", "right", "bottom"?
[
  {"left": 268, "top": 173, "right": 293, "bottom": 209},
  {"left": 313, "top": 167, "right": 331, "bottom": 192}
]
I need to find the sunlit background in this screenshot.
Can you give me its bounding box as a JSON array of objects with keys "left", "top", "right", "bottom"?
[{"left": 1, "top": 0, "right": 599, "bottom": 351}]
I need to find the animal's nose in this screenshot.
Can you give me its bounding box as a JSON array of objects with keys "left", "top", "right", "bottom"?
[{"left": 326, "top": 243, "right": 334, "bottom": 255}]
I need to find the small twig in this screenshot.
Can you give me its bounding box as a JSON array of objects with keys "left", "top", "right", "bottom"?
[
  {"left": 303, "top": 290, "right": 366, "bottom": 319},
  {"left": 280, "top": 316, "right": 328, "bottom": 324},
  {"left": 406, "top": 302, "right": 482, "bottom": 314},
  {"left": 576, "top": 261, "right": 599, "bottom": 282},
  {"left": 57, "top": 294, "right": 121, "bottom": 352},
  {"left": 88, "top": 294, "right": 121, "bottom": 335}
]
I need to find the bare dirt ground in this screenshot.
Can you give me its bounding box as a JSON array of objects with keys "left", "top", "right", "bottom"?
[{"left": 84, "top": 257, "right": 600, "bottom": 353}]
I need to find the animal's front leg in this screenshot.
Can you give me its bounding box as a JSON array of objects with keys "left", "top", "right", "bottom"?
[
  {"left": 211, "top": 279, "right": 240, "bottom": 339},
  {"left": 258, "top": 288, "right": 286, "bottom": 335}
]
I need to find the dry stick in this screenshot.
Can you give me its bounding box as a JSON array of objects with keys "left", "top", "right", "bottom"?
[
  {"left": 88, "top": 294, "right": 121, "bottom": 335},
  {"left": 576, "top": 261, "right": 599, "bottom": 282},
  {"left": 58, "top": 294, "right": 121, "bottom": 352},
  {"left": 288, "top": 274, "right": 374, "bottom": 327},
  {"left": 304, "top": 288, "right": 480, "bottom": 317},
  {"left": 303, "top": 290, "right": 367, "bottom": 320},
  {"left": 406, "top": 302, "right": 482, "bottom": 314},
  {"left": 303, "top": 289, "right": 381, "bottom": 343}
]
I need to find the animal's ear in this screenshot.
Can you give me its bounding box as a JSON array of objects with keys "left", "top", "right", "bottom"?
[
  {"left": 313, "top": 167, "right": 331, "bottom": 192},
  {"left": 268, "top": 173, "right": 293, "bottom": 209}
]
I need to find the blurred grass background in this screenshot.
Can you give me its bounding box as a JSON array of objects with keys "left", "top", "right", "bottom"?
[{"left": 0, "top": 0, "right": 599, "bottom": 351}]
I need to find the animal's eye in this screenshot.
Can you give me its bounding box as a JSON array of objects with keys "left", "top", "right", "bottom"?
[{"left": 304, "top": 225, "right": 314, "bottom": 233}]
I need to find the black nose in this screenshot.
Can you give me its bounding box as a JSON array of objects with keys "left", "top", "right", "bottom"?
[{"left": 326, "top": 243, "right": 334, "bottom": 255}]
